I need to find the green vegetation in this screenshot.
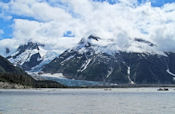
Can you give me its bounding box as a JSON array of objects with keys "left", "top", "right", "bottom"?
[{"left": 0, "top": 56, "right": 65, "bottom": 88}]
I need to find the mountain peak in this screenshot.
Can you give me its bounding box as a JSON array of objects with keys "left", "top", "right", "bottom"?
[
  {"left": 6, "top": 41, "right": 59, "bottom": 71},
  {"left": 5, "top": 48, "right": 10, "bottom": 54},
  {"left": 134, "top": 38, "right": 155, "bottom": 47},
  {"left": 88, "top": 35, "right": 101, "bottom": 41},
  {"left": 6, "top": 41, "right": 45, "bottom": 70},
  {"left": 17, "top": 42, "right": 40, "bottom": 53},
  {"left": 77, "top": 35, "right": 101, "bottom": 49}
]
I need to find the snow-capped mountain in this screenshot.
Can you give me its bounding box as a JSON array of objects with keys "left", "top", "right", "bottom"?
[
  {"left": 42, "top": 35, "right": 175, "bottom": 84},
  {"left": 7, "top": 42, "right": 58, "bottom": 71},
  {"left": 5, "top": 35, "right": 175, "bottom": 85}
]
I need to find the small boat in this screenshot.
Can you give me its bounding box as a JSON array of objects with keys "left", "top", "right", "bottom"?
[{"left": 157, "top": 88, "right": 169, "bottom": 91}]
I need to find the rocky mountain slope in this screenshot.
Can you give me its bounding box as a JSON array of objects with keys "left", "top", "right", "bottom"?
[
  {"left": 0, "top": 55, "right": 34, "bottom": 86},
  {"left": 42, "top": 35, "right": 175, "bottom": 84},
  {"left": 7, "top": 42, "right": 58, "bottom": 71},
  {"left": 0, "top": 55, "right": 65, "bottom": 88}
]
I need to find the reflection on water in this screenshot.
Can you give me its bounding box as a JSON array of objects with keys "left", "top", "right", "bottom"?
[{"left": 0, "top": 88, "right": 175, "bottom": 114}]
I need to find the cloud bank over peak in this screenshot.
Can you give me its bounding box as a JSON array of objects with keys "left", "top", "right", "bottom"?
[{"left": 0, "top": 0, "right": 175, "bottom": 56}]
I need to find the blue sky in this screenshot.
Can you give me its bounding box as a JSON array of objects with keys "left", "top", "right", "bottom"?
[{"left": 0, "top": 0, "right": 175, "bottom": 40}]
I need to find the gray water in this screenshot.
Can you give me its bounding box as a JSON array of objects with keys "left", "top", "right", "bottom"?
[{"left": 0, "top": 88, "right": 175, "bottom": 114}]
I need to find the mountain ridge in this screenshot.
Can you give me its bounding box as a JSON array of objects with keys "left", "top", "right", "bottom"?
[
  {"left": 42, "top": 35, "right": 175, "bottom": 84},
  {"left": 3, "top": 35, "right": 175, "bottom": 85}
]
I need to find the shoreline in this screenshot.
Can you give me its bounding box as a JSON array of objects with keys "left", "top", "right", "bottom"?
[
  {"left": 1, "top": 81, "right": 175, "bottom": 89},
  {"left": 0, "top": 82, "right": 31, "bottom": 89},
  {"left": 60, "top": 84, "right": 175, "bottom": 89}
]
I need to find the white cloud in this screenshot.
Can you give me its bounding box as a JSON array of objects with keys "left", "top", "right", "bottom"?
[
  {"left": 0, "top": 0, "right": 175, "bottom": 56},
  {"left": 0, "top": 38, "right": 19, "bottom": 56},
  {"left": 12, "top": 19, "right": 81, "bottom": 50}
]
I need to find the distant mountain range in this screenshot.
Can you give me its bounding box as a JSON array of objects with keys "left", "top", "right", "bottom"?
[{"left": 3, "top": 35, "right": 175, "bottom": 85}]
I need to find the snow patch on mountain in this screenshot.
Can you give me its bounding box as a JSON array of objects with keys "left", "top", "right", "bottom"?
[
  {"left": 31, "top": 50, "right": 60, "bottom": 71},
  {"left": 38, "top": 46, "right": 47, "bottom": 58},
  {"left": 80, "top": 58, "right": 92, "bottom": 72},
  {"left": 106, "top": 67, "right": 113, "bottom": 78},
  {"left": 39, "top": 73, "right": 65, "bottom": 78},
  {"left": 127, "top": 66, "right": 134, "bottom": 84},
  {"left": 60, "top": 55, "right": 75, "bottom": 65},
  {"left": 9, "top": 49, "right": 39, "bottom": 66},
  {"left": 7, "top": 42, "right": 60, "bottom": 71},
  {"left": 166, "top": 69, "right": 175, "bottom": 77}
]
